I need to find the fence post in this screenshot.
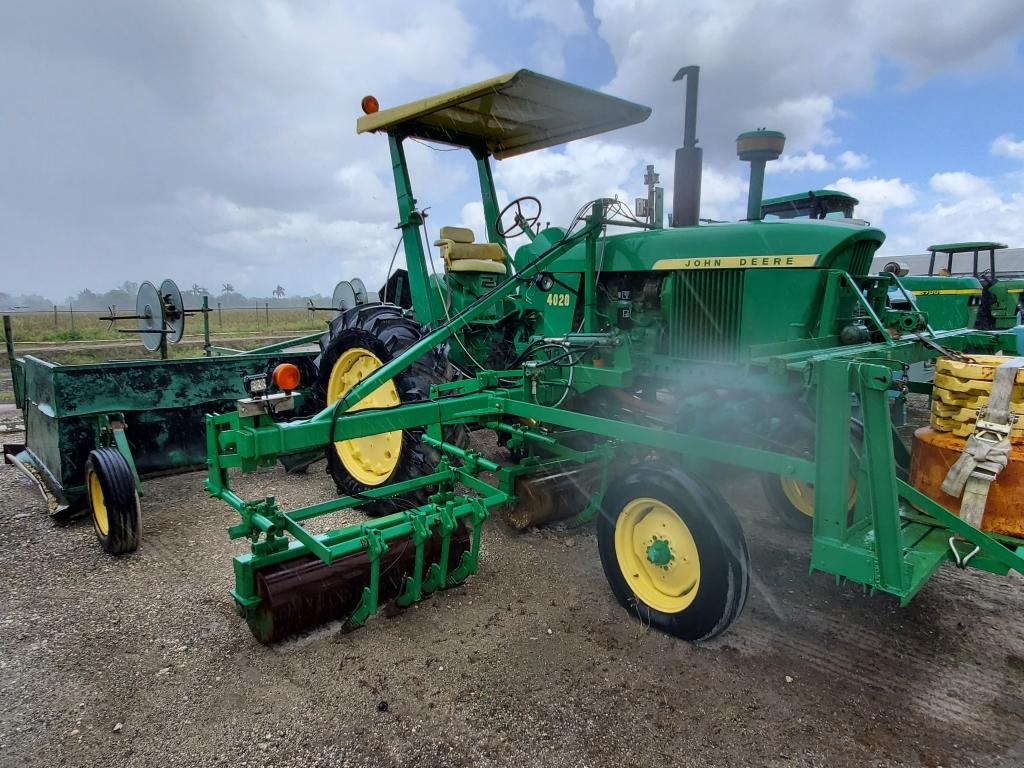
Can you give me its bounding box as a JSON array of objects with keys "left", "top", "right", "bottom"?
[
  {"left": 69, "top": 303, "right": 74, "bottom": 332},
  {"left": 53, "top": 305, "right": 58, "bottom": 327},
  {"left": 202, "top": 295, "right": 211, "bottom": 355},
  {"left": 218, "top": 302, "right": 222, "bottom": 327},
  {"left": 265, "top": 302, "right": 269, "bottom": 326}
]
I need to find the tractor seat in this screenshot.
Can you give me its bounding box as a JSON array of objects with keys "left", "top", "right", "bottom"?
[{"left": 434, "top": 226, "right": 507, "bottom": 274}]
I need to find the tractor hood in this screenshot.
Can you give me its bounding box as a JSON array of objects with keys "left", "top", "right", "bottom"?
[{"left": 523, "top": 219, "right": 886, "bottom": 277}]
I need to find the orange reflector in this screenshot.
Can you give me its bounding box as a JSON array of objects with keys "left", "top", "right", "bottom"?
[
  {"left": 272, "top": 363, "right": 301, "bottom": 392},
  {"left": 361, "top": 95, "right": 379, "bottom": 115}
]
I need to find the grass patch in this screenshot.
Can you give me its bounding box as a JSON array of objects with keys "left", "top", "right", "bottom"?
[{"left": 2, "top": 307, "right": 329, "bottom": 344}]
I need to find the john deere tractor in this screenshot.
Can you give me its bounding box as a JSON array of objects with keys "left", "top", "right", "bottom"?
[
  {"left": 910, "top": 242, "right": 1024, "bottom": 330},
  {"left": 205, "top": 68, "right": 1024, "bottom": 644}
]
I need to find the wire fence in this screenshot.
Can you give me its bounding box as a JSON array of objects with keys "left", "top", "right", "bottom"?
[{"left": 1, "top": 303, "right": 335, "bottom": 344}]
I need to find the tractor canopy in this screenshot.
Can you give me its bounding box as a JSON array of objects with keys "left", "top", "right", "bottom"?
[
  {"left": 356, "top": 69, "right": 651, "bottom": 158},
  {"left": 926, "top": 241, "right": 1008, "bottom": 277}
]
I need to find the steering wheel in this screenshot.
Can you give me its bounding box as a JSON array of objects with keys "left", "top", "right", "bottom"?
[{"left": 495, "top": 196, "right": 542, "bottom": 238}]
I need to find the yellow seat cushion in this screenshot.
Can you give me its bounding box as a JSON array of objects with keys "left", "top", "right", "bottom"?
[
  {"left": 447, "top": 259, "right": 507, "bottom": 274},
  {"left": 444, "top": 242, "right": 506, "bottom": 262},
  {"left": 434, "top": 226, "right": 507, "bottom": 272},
  {"left": 438, "top": 226, "right": 475, "bottom": 244}
]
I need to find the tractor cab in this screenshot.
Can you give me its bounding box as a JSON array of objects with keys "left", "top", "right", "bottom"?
[
  {"left": 925, "top": 242, "right": 1023, "bottom": 329},
  {"left": 761, "top": 189, "right": 860, "bottom": 221}
]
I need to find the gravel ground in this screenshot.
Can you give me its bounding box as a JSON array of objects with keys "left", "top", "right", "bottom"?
[{"left": 1, "top": 412, "right": 1022, "bottom": 768}]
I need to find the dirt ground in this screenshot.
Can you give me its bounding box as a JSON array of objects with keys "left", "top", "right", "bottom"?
[{"left": 1, "top": 409, "right": 1022, "bottom": 768}]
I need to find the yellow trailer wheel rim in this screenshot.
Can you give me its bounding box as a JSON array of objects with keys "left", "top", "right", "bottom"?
[
  {"left": 614, "top": 497, "right": 700, "bottom": 613},
  {"left": 326, "top": 347, "right": 403, "bottom": 486},
  {"left": 88, "top": 470, "right": 110, "bottom": 536}
]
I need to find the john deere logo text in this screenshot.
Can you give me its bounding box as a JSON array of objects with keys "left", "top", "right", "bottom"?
[{"left": 652, "top": 254, "right": 818, "bottom": 270}]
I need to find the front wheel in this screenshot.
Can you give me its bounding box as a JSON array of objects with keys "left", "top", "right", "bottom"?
[
  {"left": 760, "top": 419, "right": 860, "bottom": 529},
  {"left": 597, "top": 463, "right": 749, "bottom": 642}
]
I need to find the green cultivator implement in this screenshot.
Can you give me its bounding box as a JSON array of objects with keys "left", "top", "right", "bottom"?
[{"left": 206, "top": 68, "right": 1024, "bottom": 644}]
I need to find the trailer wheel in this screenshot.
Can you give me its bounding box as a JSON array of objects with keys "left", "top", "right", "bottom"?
[
  {"left": 761, "top": 420, "right": 860, "bottom": 528},
  {"left": 315, "top": 304, "right": 465, "bottom": 517},
  {"left": 85, "top": 448, "right": 141, "bottom": 555},
  {"left": 598, "top": 463, "right": 749, "bottom": 642}
]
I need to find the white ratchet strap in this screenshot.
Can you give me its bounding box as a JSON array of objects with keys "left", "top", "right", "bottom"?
[{"left": 940, "top": 357, "right": 1023, "bottom": 565}]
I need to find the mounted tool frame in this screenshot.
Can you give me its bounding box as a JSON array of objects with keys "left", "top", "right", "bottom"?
[{"left": 204, "top": 68, "right": 1024, "bottom": 643}]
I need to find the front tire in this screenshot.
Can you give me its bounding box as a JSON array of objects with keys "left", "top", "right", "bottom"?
[
  {"left": 598, "top": 463, "right": 749, "bottom": 642},
  {"left": 760, "top": 419, "right": 860, "bottom": 529}
]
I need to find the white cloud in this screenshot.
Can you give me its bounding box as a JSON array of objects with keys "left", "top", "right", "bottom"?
[
  {"left": 594, "top": 0, "right": 1024, "bottom": 164},
  {"left": 693, "top": 166, "right": 747, "bottom": 221},
  {"left": 838, "top": 150, "right": 870, "bottom": 170},
  {"left": 158, "top": 187, "right": 399, "bottom": 295},
  {"left": 508, "top": 0, "right": 588, "bottom": 76},
  {"left": 495, "top": 138, "right": 640, "bottom": 222},
  {"left": 831, "top": 176, "right": 916, "bottom": 224},
  {"left": 991, "top": 133, "right": 1024, "bottom": 161},
  {"left": 512, "top": 0, "right": 587, "bottom": 35},
  {"left": 905, "top": 192, "right": 1024, "bottom": 249},
  {"left": 767, "top": 151, "right": 833, "bottom": 174},
  {"left": 0, "top": 0, "right": 497, "bottom": 299},
  {"left": 929, "top": 171, "right": 994, "bottom": 199}
]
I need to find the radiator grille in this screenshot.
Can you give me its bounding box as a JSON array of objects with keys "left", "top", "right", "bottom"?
[
  {"left": 850, "top": 240, "right": 878, "bottom": 276},
  {"left": 668, "top": 270, "right": 744, "bottom": 362}
]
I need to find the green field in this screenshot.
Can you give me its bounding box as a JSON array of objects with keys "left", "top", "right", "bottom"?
[
  {"left": 0, "top": 307, "right": 334, "bottom": 403},
  {"left": 1, "top": 306, "right": 327, "bottom": 343}
]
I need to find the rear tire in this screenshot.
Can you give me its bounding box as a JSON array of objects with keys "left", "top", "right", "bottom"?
[
  {"left": 598, "top": 463, "right": 749, "bottom": 642},
  {"left": 85, "top": 447, "right": 141, "bottom": 555},
  {"left": 315, "top": 304, "right": 465, "bottom": 517}
]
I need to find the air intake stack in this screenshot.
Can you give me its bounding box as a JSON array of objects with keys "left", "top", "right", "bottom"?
[
  {"left": 737, "top": 129, "right": 786, "bottom": 220},
  {"left": 671, "top": 66, "right": 702, "bottom": 227}
]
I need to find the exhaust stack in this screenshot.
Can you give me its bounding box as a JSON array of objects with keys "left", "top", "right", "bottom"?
[
  {"left": 671, "top": 66, "right": 702, "bottom": 227},
  {"left": 737, "top": 129, "right": 786, "bottom": 220}
]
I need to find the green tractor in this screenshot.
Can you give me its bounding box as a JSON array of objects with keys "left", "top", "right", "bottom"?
[
  {"left": 205, "top": 68, "right": 1024, "bottom": 644},
  {"left": 909, "top": 242, "right": 1024, "bottom": 330}
]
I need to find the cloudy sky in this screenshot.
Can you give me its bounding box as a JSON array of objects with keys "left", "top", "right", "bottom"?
[{"left": 4, "top": 0, "right": 1024, "bottom": 300}]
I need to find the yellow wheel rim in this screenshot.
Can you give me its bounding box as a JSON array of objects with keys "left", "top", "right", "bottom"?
[
  {"left": 779, "top": 474, "right": 857, "bottom": 518},
  {"left": 780, "top": 477, "right": 816, "bottom": 518},
  {"left": 88, "top": 470, "right": 109, "bottom": 536},
  {"left": 326, "top": 347, "right": 402, "bottom": 486},
  {"left": 613, "top": 497, "right": 700, "bottom": 614}
]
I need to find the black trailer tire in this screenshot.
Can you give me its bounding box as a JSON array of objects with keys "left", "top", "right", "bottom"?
[
  {"left": 598, "top": 463, "right": 749, "bottom": 642},
  {"left": 315, "top": 304, "right": 465, "bottom": 517},
  {"left": 85, "top": 447, "right": 141, "bottom": 555}
]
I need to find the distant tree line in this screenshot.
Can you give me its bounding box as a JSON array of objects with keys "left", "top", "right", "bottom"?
[{"left": 0, "top": 282, "right": 327, "bottom": 311}]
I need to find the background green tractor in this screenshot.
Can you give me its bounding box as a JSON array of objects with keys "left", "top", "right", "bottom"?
[
  {"left": 913, "top": 242, "right": 1024, "bottom": 330},
  {"left": 205, "top": 67, "right": 1024, "bottom": 645}
]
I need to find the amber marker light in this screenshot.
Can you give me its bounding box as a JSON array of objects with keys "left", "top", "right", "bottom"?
[{"left": 272, "top": 363, "right": 301, "bottom": 392}]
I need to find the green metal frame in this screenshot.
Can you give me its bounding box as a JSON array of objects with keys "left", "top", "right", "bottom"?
[
  {"left": 3, "top": 315, "right": 324, "bottom": 515},
  {"left": 204, "top": 201, "right": 1024, "bottom": 632},
  {"left": 200, "top": 72, "right": 1024, "bottom": 638}
]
